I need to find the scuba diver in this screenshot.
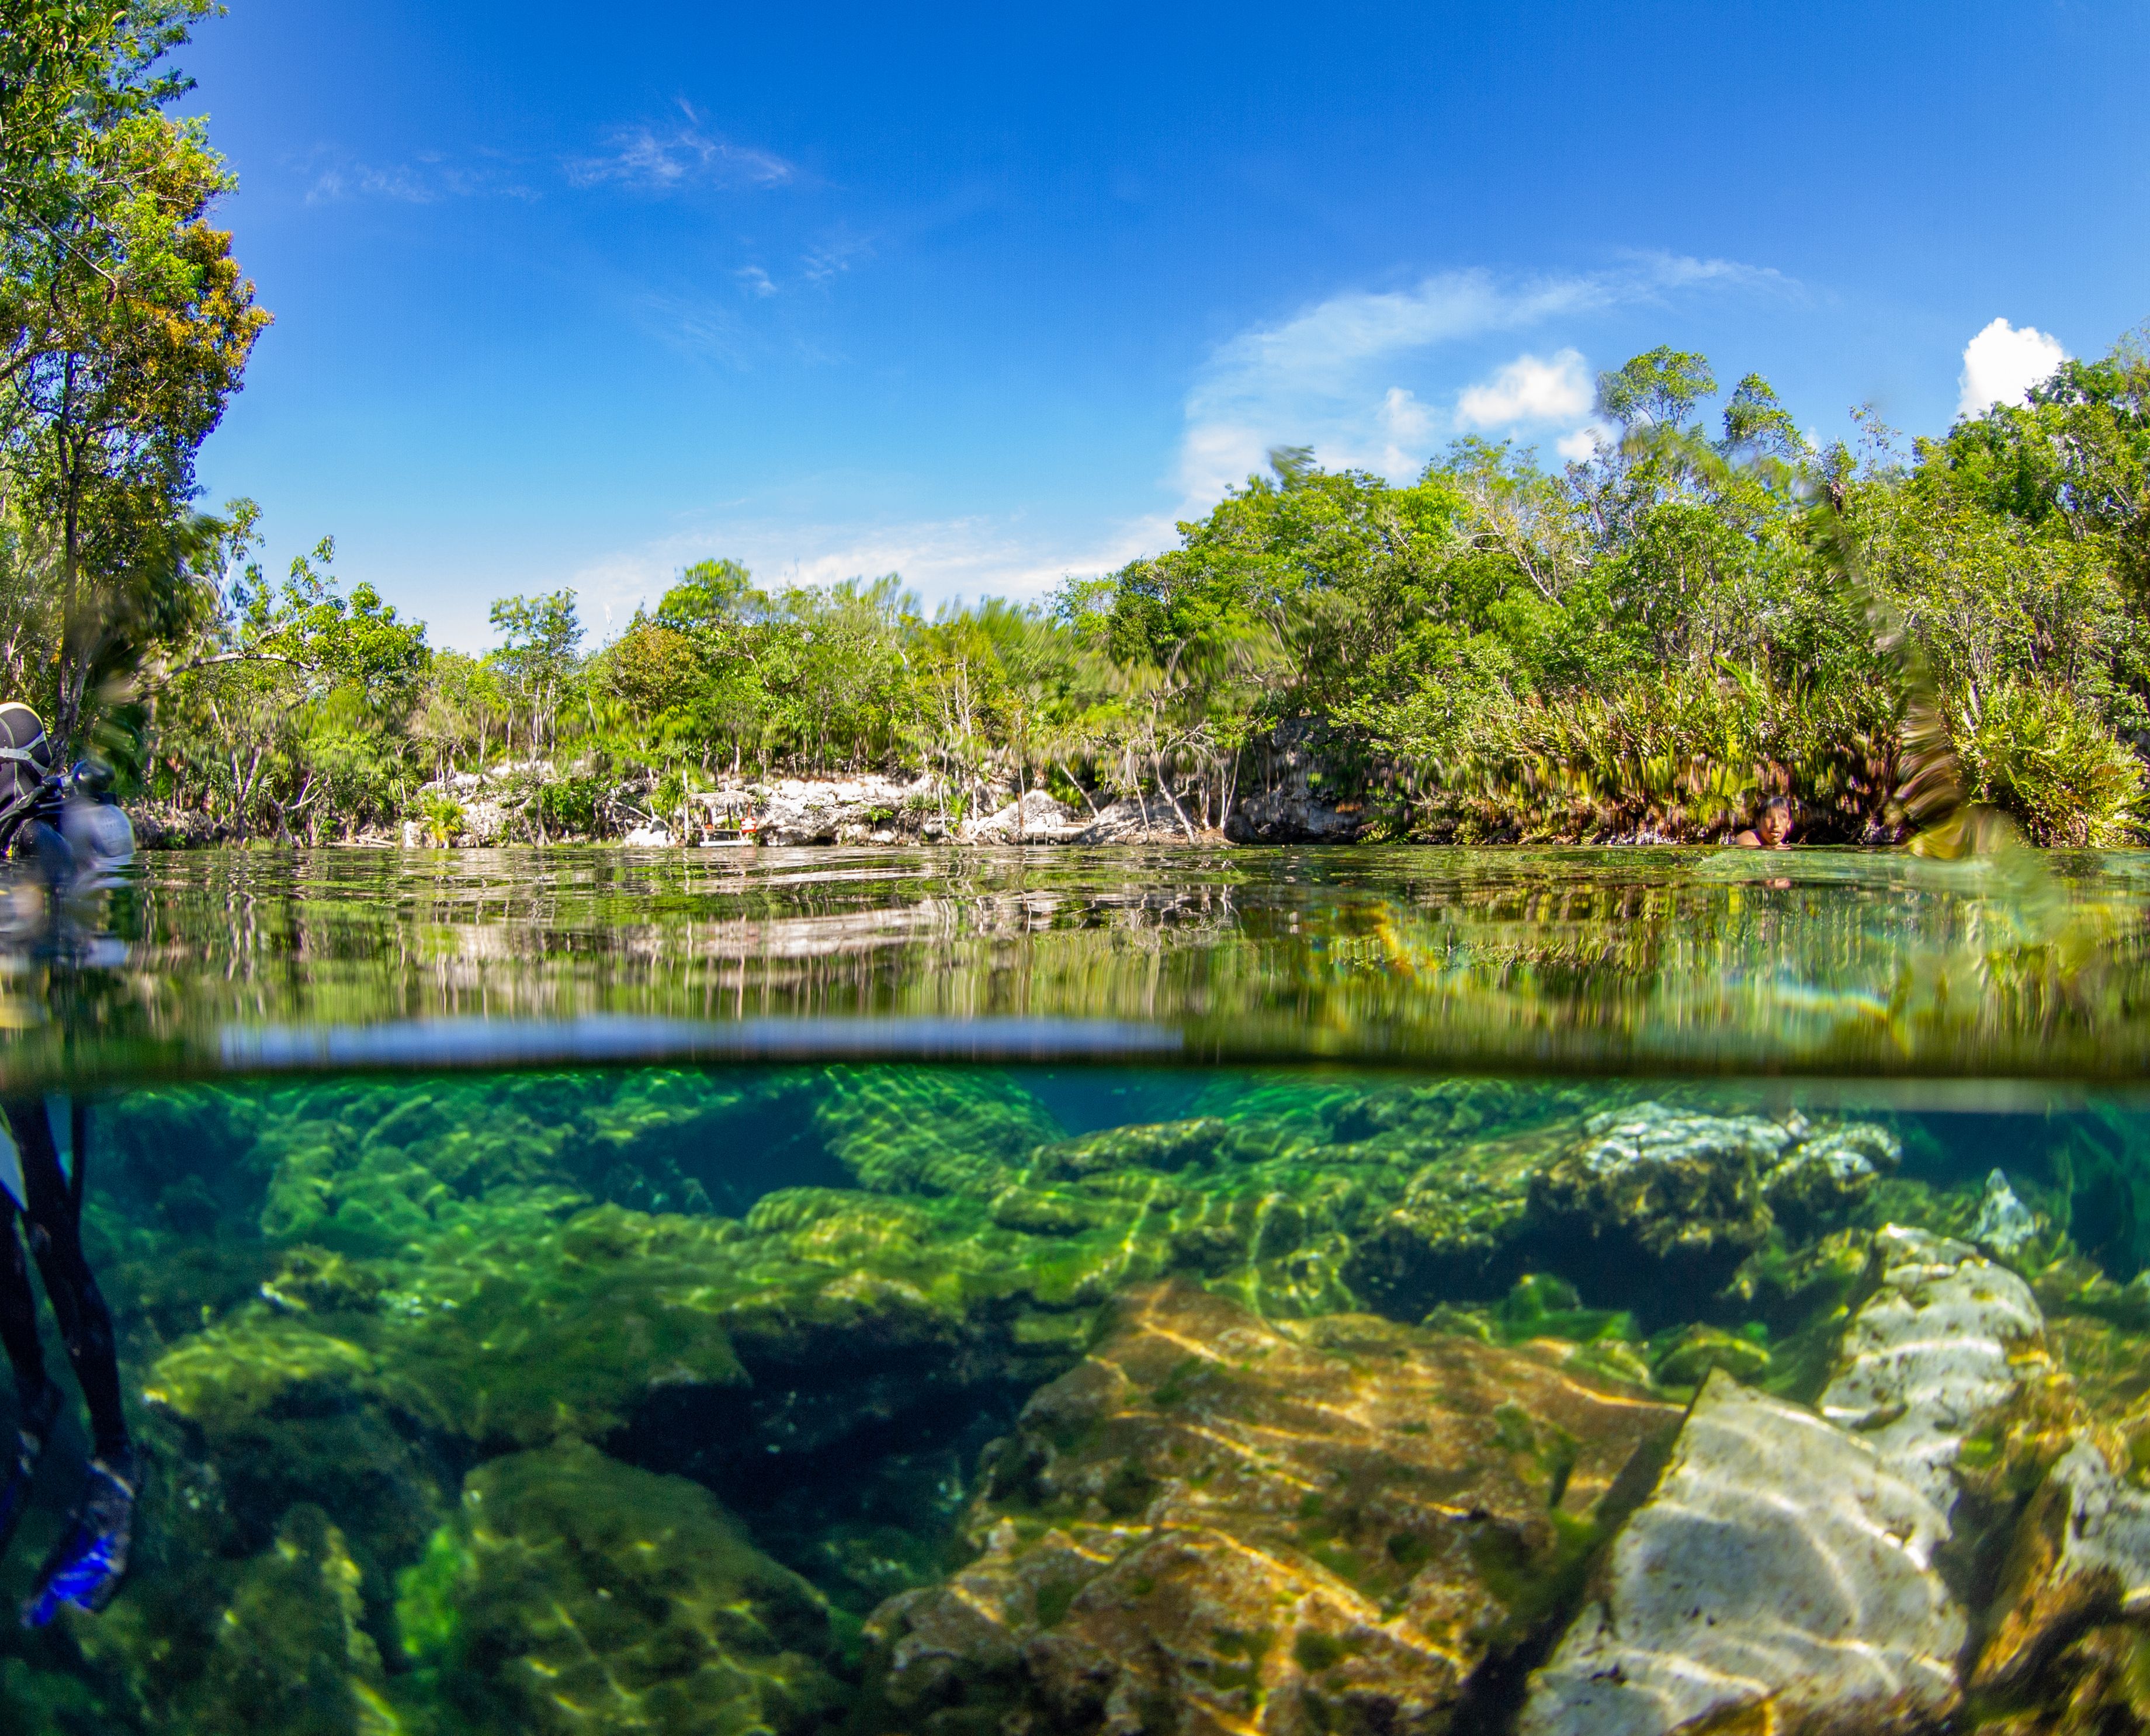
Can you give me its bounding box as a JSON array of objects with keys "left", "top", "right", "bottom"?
[{"left": 0, "top": 701, "right": 140, "bottom": 1627}]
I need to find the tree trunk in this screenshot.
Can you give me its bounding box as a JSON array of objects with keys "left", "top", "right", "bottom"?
[{"left": 1153, "top": 752, "right": 1198, "bottom": 842}]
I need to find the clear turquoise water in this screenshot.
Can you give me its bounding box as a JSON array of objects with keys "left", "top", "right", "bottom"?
[{"left": 4, "top": 846, "right": 2149, "bottom": 1733}]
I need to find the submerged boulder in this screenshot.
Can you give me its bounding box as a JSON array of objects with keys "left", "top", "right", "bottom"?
[
  {"left": 1519, "top": 1369, "right": 1965, "bottom": 1736},
  {"left": 397, "top": 1442, "right": 844, "bottom": 1736},
  {"left": 1510, "top": 1106, "right": 1905, "bottom": 1320},
  {"left": 812, "top": 1067, "right": 1063, "bottom": 1196},
  {"left": 1976, "top": 1437, "right": 2150, "bottom": 1695},
  {"left": 1973, "top": 1167, "right": 2042, "bottom": 1259},
  {"left": 1818, "top": 1224, "right": 2050, "bottom": 1513},
  {"left": 183, "top": 1505, "right": 395, "bottom": 1736},
  {"left": 1761, "top": 1120, "right": 1898, "bottom": 1231},
  {"left": 869, "top": 1280, "right": 1681, "bottom": 1735}
]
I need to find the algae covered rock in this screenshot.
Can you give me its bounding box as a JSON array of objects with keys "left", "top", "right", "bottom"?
[
  {"left": 870, "top": 1280, "right": 1681, "bottom": 1735},
  {"left": 1519, "top": 1369, "right": 1965, "bottom": 1736},
  {"left": 1344, "top": 1124, "right": 1559, "bottom": 1311},
  {"left": 1646, "top": 1321, "right": 1771, "bottom": 1387},
  {"left": 1760, "top": 1120, "right": 1898, "bottom": 1231},
  {"left": 1976, "top": 1436, "right": 2150, "bottom": 1695},
  {"left": 1030, "top": 1117, "right": 1245, "bottom": 1179},
  {"left": 186, "top": 1505, "right": 398, "bottom": 1736},
  {"left": 813, "top": 1067, "right": 1062, "bottom": 1195},
  {"left": 148, "top": 1202, "right": 751, "bottom": 1454},
  {"left": 398, "top": 1442, "right": 843, "bottom": 1736},
  {"left": 1530, "top": 1103, "right": 1787, "bottom": 1267}
]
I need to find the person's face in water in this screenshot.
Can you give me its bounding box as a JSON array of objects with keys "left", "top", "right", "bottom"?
[{"left": 1754, "top": 804, "right": 1792, "bottom": 847}]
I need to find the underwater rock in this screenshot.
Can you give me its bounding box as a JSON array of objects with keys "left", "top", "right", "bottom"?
[
  {"left": 1974, "top": 1167, "right": 2041, "bottom": 1259},
  {"left": 151, "top": 1202, "right": 753, "bottom": 1453},
  {"left": 230, "top": 1070, "right": 851, "bottom": 1250},
  {"left": 1528, "top": 1103, "right": 1786, "bottom": 1275},
  {"left": 1647, "top": 1322, "right": 1771, "bottom": 1387},
  {"left": 261, "top": 1245, "right": 388, "bottom": 1315},
  {"left": 1978, "top": 1623, "right": 2150, "bottom": 1734},
  {"left": 1976, "top": 1436, "right": 2150, "bottom": 1694},
  {"left": 1519, "top": 1369, "right": 1965, "bottom": 1736},
  {"left": 1760, "top": 1120, "right": 1899, "bottom": 1231},
  {"left": 1534, "top": 1107, "right": 1901, "bottom": 1275},
  {"left": 1029, "top": 1117, "right": 1241, "bottom": 1178},
  {"left": 869, "top": 1280, "right": 1681, "bottom": 1735},
  {"left": 1818, "top": 1224, "right": 2050, "bottom": 1513},
  {"left": 398, "top": 1441, "right": 843, "bottom": 1736},
  {"left": 1424, "top": 1273, "right": 1657, "bottom": 1388},
  {"left": 1343, "top": 1123, "right": 1563, "bottom": 1311},
  {"left": 812, "top": 1067, "right": 1062, "bottom": 1195},
  {"left": 184, "top": 1504, "right": 398, "bottom": 1736}
]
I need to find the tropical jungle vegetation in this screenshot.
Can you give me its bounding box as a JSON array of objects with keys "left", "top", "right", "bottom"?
[{"left": 5, "top": 5, "right": 2149, "bottom": 847}]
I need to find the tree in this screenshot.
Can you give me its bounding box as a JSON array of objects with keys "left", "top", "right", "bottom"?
[
  {"left": 487, "top": 589, "right": 582, "bottom": 757},
  {"left": 156, "top": 523, "right": 430, "bottom": 839},
  {"left": 1594, "top": 346, "right": 1717, "bottom": 432},
  {"left": 0, "top": 0, "right": 267, "bottom": 751}
]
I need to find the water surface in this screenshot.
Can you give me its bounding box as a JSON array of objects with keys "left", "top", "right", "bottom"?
[{"left": 15, "top": 843, "right": 2150, "bottom": 1088}]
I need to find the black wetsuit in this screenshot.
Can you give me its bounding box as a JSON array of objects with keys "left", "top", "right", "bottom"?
[{"left": 0, "top": 1100, "right": 127, "bottom": 1464}]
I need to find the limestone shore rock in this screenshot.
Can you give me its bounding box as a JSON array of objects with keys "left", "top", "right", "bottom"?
[
  {"left": 749, "top": 774, "right": 939, "bottom": 845},
  {"left": 1518, "top": 1369, "right": 1966, "bottom": 1736},
  {"left": 869, "top": 1280, "right": 1681, "bottom": 1736}
]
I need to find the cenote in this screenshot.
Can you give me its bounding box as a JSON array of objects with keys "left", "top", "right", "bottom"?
[{"left": 9, "top": 843, "right": 2150, "bottom": 1735}]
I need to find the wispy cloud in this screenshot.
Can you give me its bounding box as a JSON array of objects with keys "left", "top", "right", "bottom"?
[
  {"left": 565, "top": 102, "right": 795, "bottom": 192},
  {"left": 557, "top": 511, "right": 1175, "bottom": 643},
  {"left": 799, "top": 231, "right": 874, "bottom": 285},
  {"left": 634, "top": 293, "right": 755, "bottom": 367},
  {"left": 1177, "top": 254, "right": 1798, "bottom": 502},
  {"left": 301, "top": 148, "right": 537, "bottom": 206}
]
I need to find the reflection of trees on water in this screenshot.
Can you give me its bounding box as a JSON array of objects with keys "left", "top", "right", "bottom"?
[{"left": 8, "top": 845, "right": 2149, "bottom": 1088}]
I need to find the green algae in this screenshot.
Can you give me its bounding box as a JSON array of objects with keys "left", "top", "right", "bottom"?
[
  {"left": 2, "top": 1063, "right": 2146, "bottom": 1733},
  {"left": 392, "top": 1443, "right": 843, "bottom": 1736}
]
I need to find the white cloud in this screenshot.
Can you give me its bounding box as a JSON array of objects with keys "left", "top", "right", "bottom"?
[
  {"left": 1177, "top": 254, "right": 1795, "bottom": 505},
  {"left": 1381, "top": 387, "right": 1433, "bottom": 439},
  {"left": 1958, "top": 317, "right": 2067, "bottom": 417},
  {"left": 566, "top": 103, "right": 794, "bottom": 192},
  {"left": 1555, "top": 426, "right": 1605, "bottom": 462},
  {"left": 735, "top": 266, "right": 777, "bottom": 298},
  {"left": 800, "top": 232, "right": 873, "bottom": 284},
  {"left": 1378, "top": 388, "right": 1434, "bottom": 478},
  {"left": 1455, "top": 349, "right": 1592, "bottom": 429},
  {"left": 1627, "top": 251, "right": 1802, "bottom": 298}
]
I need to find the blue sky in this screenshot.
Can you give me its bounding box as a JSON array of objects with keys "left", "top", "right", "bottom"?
[{"left": 181, "top": 1, "right": 2150, "bottom": 651}]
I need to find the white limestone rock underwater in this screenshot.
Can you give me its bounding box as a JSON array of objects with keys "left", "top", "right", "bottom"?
[
  {"left": 1518, "top": 1369, "right": 1965, "bottom": 1736},
  {"left": 1976, "top": 1435, "right": 2150, "bottom": 1692},
  {"left": 1971, "top": 1167, "right": 2040, "bottom": 1259},
  {"left": 1818, "top": 1224, "right": 2050, "bottom": 1513}
]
